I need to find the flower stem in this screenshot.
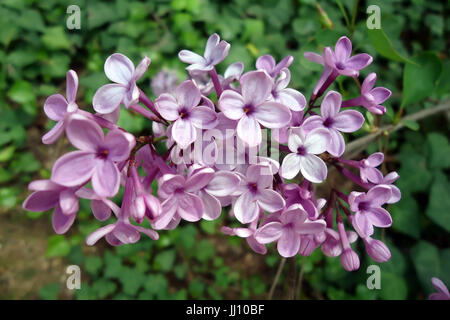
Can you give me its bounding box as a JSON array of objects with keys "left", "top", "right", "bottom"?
[
  {"left": 267, "top": 257, "right": 286, "bottom": 300},
  {"left": 209, "top": 68, "right": 223, "bottom": 98}
]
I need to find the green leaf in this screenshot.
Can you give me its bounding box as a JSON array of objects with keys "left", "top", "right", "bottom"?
[
  {"left": 427, "top": 133, "right": 450, "bottom": 169},
  {"left": 42, "top": 26, "right": 71, "bottom": 50},
  {"left": 402, "top": 120, "right": 420, "bottom": 131},
  {"left": 0, "top": 187, "right": 18, "bottom": 208},
  {"left": 401, "top": 52, "right": 442, "bottom": 107},
  {"left": 390, "top": 195, "right": 420, "bottom": 238},
  {"left": 426, "top": 172, "right": 450, "bottom": 232},
  {"left": 92, "top": 279, "right": 117, "bottom": 299},
  {"left": 153, "top": 249, "right": 176, "bottom": 272},
  {"left": 39, "top": 283, "right": 60, "bottom": 300},
  {"left": 195, "top": 240, "right": 215, "bottom": 263},
  {"left": 0, "top": 145, "right": 15, "bottom": 162},
  {"left": 17, "top": 9, "right": 45, "bottom": 32},
  {"left": 46, "top": 235, "right": 71, "bottom": 258},
  {"left": 367, "top": 28, "right": 414, "bottom": 64},
  {"left": 119, "top": 267, "right": 146, "bottom": 296},
  {"left": 85, "top": 256, "right": 103, "bottom": 276},
  {"left": 8, "top": 80, "right": 35, "bottom": 104},
  {"left": 188, "top": 279, "right": 205, "bottom": 298},
  {"left": 380, "top": 272, "right": 408, "bottom": 300},
  {"left": 410, "top": 241, "right": 441, "bottom": 294},
  {"left": 143, "top": 274, "right": 168, "bottom": 297}
]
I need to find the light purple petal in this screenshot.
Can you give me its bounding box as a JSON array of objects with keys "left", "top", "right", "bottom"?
[
  {"left": 431, "top": 278, "right": 450, "bottom": 296},
  {"left": 172, "top": 118, "right": 197, "bottom": 149},
  {"left": 218, "top": 89, "right": 245, "bottom": 120},
  {"left": 224, "top": 62, "right": 244, "bottom": 80},
  {"left": 371, "top": 87, "right": 391, "bottom": 104},
  {"left": 333, "top": 110, "right": 364, "bottom": 132},
  {"left": 256, "top": 55, "right": 276, "bottom": 73},
  {"left": 204, "top": 34, "right": 220, "bottom": 60},
  {"left": 200, "top": 191, "right": 221, "bottom": 221},
  {"left": 299, "top": 154, "right": 327, "bottom": 183},
  {"left": 277, "top": 228, "right": 300, "bottom": 258},
  {"left": 23, "top": 190, "right": 59, "bottom": 212},
  {"left": 179, "top": 50, "right": 206, "bottom": 65},
  {"left": 234, "top": 191, "right": 259, "bottom": 224},
  {"left": 153, "top": 197, "right": 178, "bottom": 229},
  {"left": 59, "top": 189, "right": 78, "bottom": 215},
  {"left": 353, "top": 211, "right": 374, "bottom": 237},
  {"left": 366, "top": 185, "right": 392, "bottom": 207},
  {"left": 361, "top": 72, "right": 377, "bottom": 93},
  {"left": 158, "top": 174, "right": 185, "bottom": 198},
  {"left": 66, "top": 115, "right": 104, "bottom": 151},
  {"left": 297, "top": 220, "right": 326, "bottom": 235},
  {"left": 190, "top": 106, "right": 218, "bottom": 129},
  {"left": 281, "top": 153, "right": 301, "bottom": 180},
  {"left": 104, "top": 129, "right": 135, "bottom": 162},
  {"left": 321, "top": 90, "right": 341, "bottom": 118},
  {"left": 241, "top": 71, "right": 272, "bottom": 106},
  {"left": 237, "top": 116, "right": 261, "bottom": 147},
  {"left": 254, "top": 222, "right": 283, "bottom": 243},
  {"left": 44, "top": 94, "right": 68, "bottom": 121},
  {"left": 277, "top": 88, "right": 306, "bottom": 112},
  {"left": 257, "top": 189, "right": 285, "bottom": 213},
  {"left": 51, "top": 151, "right": 97, "bottom": 187},
  {"left": 367, "top": 207, "right": 392, "bottom": 228},
  {"left": 91, "top": 160, "right": 120, "bottom": 198},
  {"left": 335, "top": 36, "right": 352, "bottom": 62},
  {"left": 177, "top": 193, "right": 204, "bottom": 222},
  {"left": 104, "top": 53, "right": 135, "bottom": 85},
  {"left": 327, "top": 128, "right": 346, "bottom": 157},
  {"left": 209, "top": 40, "right": 230, "bottom": 65},
  {"left": 185, "top": 167, "right": 215, "bottom": 192},
  {"left": 93, "top": 83, "right": 127, "bottom": 114},
  {"left": 304, "top": 52, "right": 324, "bottom": 65},
  {"left": 91, "top": 200, "right": 111, "bottom": 221},
  {"left": 52, "top": 205, "right": 76, "bottom": 234},
  {"left": 246, "top": 164, "right": 273, "bottom": 189},
  {"left": 254, "top": 101, "right": 291, "bottom": 128},
  {"left": 86, "top": 224, "right": 115, "bottom": 245},
  {"left": 134, "top": 56, "right": 151, "bottom": 81},
  {"left": 42, "top": 120, "right": 65, "bottom": 145},
  {"left": 366, "top": 152, "right": 384, "bottom": 167},
  {"left": 205, "top": 171, "right": 240, "bottom": 197},
  {"left": 66, "top": 70, "right": 78, "bottom": 103},
  {"left": 304, "top": 128, "right": 330, "bottom": 154},
  {"left": 346, "top": 53, "right": 373, "bottom": 70},
  {"left": 155, "top": 93, "right": 180, "bottom": 121},
  {"left": 176, "top": 80, "right": 201, "bottom": 109}
]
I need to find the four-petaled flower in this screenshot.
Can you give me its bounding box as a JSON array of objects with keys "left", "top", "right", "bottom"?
[
  {"left": 93, "top": 53, "right": 150, "bottom": 114},
  {"left": 281, "top": 128, "right": 330, "bottom": 183},
  {"left": 51, "top": 114, "right": 135, "bottom": 197},
  {"left": 156, "top": 80, "right": 218, "bottom": 149},
  {"left": 219, "top": 70, "right": 292, "bottom": 146}
]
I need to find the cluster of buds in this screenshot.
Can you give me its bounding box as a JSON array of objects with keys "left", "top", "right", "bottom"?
[{"left": 24, "top": 34, "right": 400, "bottom": 271}]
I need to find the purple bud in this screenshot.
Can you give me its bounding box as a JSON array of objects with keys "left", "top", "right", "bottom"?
[
  {"left": 340, "top": 248, "right": 360, "bottom": 271},
  {"left": 364, "top": 237, "right": 391, "bottom": 262}
]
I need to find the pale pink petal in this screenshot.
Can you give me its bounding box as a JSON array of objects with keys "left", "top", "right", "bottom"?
[
  {"left": 321, "top": 90, "right": 341, "bottom": 118},
  {"left": 254, "top": 101, "right": 291, "bottom": 128},
  {"left": 333, "top": 110, "right": 364, "bottom": 132},
  {"left": 177, "top": 193, "right": 204, "bottom": 222},
  {"left": 277, "top": 228, "right": 300, "bottom": 258},
  {"left": 241, "top": 71, "right": 272, "bottom": 105},
  {"left": 44, "top": 94, "right": 68, "bottom": 121},
  {"left": 281, "top": 153, "right": 301, "bottom": 179},
  {"left": 91, "top": 160, "right": 120, "bottom": 198},
  {"left": 59, "top": 189, "right": 78, "bottom": 215},
  {"left": 91, "top": 200, "right": 111, "bottom": 221},
  {"left": 234, "top": 191, "right": 259, "bottom": 224},
  {"left": 257, "top": 189, "right": 285, "bottom": 213},
  {"left": 200, "top": 191, "right": 221, "bottom": 221},
  {"left": 42, "top": 121, "right": 65, "bottom": 145},
  {"left": 176, "top": 80, "right": 201, "bottom": 109},
  {"left": 237, "top": 116, "right": 261, "bottom": 147},
  {"left": 104, "top": 53, "right": 135, "bottom": 85},
  {"left": 66, "top": 70, "right": 78, "bottom": 103},
  {"left": 218, "top": 89, "right": 245, "bottom": 120},
  {"left": 153, "top": 197, "right": 178, "bottom": 230},
  {"left": 299, "top": 154, "right": 327, "bottom": 183},
  {"left": 254, "top": 222, "right": 283, "bottom": 243},
  {"left": 86, "top": 224, "right": 115, "bottom": 245},
  {"left": 51, "top": 151, "right": 97, "bottom": 187},
  {"left": 66, "top": 115, "right": 104, "bottom": 151},
  {"left": 172, "top": 118, "right": 197, "bottom": 149},
  {"left": 155, "top": 93, "right": 180, "bottom": 121},
  {"left": 93, "top": 84, "right": 127, "bottom": 114},
  {"left": 52, "top": 205, "right": 76, "bottom": 234},
  {"left": 190, "top": 106, "right": 218, "bottom": 129},
  {"left": 297, "top": 220, "right": 326, "bottom": 235}
]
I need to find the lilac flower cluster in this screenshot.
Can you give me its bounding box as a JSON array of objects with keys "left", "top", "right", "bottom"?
[{"left": 23, "top": 34, "right": 400, "bottom": 271}]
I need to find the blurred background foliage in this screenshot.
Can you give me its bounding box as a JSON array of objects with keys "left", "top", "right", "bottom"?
[{"left": 0, "top": 0, "right": 448, "bottom": 300}]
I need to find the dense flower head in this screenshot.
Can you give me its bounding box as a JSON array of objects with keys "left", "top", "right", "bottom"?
[{"left": 23, "top": 33, "right": 400, "bottom": 273}]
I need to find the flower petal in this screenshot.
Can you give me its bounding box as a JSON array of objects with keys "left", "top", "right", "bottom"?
[
  {"left": 91, "top": 200, "right": 111, "bottom": 221},
  {"left": 23, "top": 190, "right": 59, "bottom": 212},
  {"left": 367, "top": 207, "right": 392, "bottom": 228},
  {"left": 281, "top": 153, "right": 301, "bottom": 180},
  {"left": 327, "top": 128, "right": 345, "bottom": 157},
  {"left": 257, "top": 189, "right": 285, "bottom": 213},
  {"left": 277, "top": 228, "right": 300, "bottom": 258},
  {"left": 176, "top": 80, "right": 201, "bottom": 109},
  {"left": 179, "top": 50, "right": 206, "bottom": 65},
  {"left": 277, "top": 88, "right": 306, "bottom": 112},
  {"left": 134, "top": 56, "right": 151, "bottom": 81},
  {"left": 255, "top": 55, "right": 276, "bottom": 73},
  {"left": 172, "top": 118, "right": 197, "bottom": 149},
  {"left": 218, "top": 89, "right": 245, "bottom": 120},
  {"left": 234, "top": 191, "right": 259, "bottom": 224},
  {"left": 237, "top": 116, "right": 261, "bottom": 147},
  {"left": 241, "top": 70, "right": 272, "bottom": 105},
  {"left": 190, "top": 106, "right": 218, "bottom": 129},
  {"left": 86, "top": 224, "right": 115, "bottom": 245},
  {"left": 91, "top": 160, "right": 120, "bottom": 198},
  {"left": 304, "top": 128, "right": 330, "bottom": 154},
  {"left": 205, "top": 171, "right": 240, "bottom": 197},
  {"left": 366, "top": 185, "right": 392, "bottom": 207},
  {"left": 177, "top": 193, "right": 204, "bottom": 222},
  {"left": 93, "top": 83, "right": 127, "bottom": 114},
  {"left": 66, "top": 115, "right": 104, "bottom": 151},
  {"left": 44, "top": 94, "right": 68, "bottom": 121},
  {"left": 299, "top": 154, "right": 327, "bottom": 183},
  {"left": 321, "top": 90, "right": 341, "bottom": 118},
  {"left": 254, "top": 222, "right": 283, "bottom": 243},
  {"left": 353, "top": 211, "right": 374, "bottom": 237},
  {"left": 361, "top": 72, "right": 377, "bottom": 93},
  {"left": 51, "top": 151, "right": 97, "bottom": 187},
  {"left": 254, "top": 101, "right": 291, "bottom": 128},
  {"left": 335, "top": 36, "right": 352, "bottom": 62},
  {"left": 59, "top": 189, "right": 79, "bottom": 215},
  {"left": 155, "top": 93, "right": 180, "bottom": 121},
  {"left": 185, "top": 167, "right": 215, "bottom": 192},
  {"left": 200, "top": 191, "right": 221, "bottom": 221},
  {"left": 371, "top": 87, "right": 391, "bottom": 104},
  {"left": 103, "top": 129, "right": 135, "bottom": 162},
  {"left": 346, "top": 53, "right": 373, "bottom": 70},
  {"left": 104, "top": 53, "right": 135, "bottom": 85},
  {"left": 42, "top": 120, "right": 65, "bottom": 145},
  {"left": 52, "top": 205, "right": 76, "bottom": 234},
  {"left": 333, "top": 110, "right": 364, "bottom": 132},
  {"left": 66, "top": 70, "right": 78, "bottom": 102}
]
